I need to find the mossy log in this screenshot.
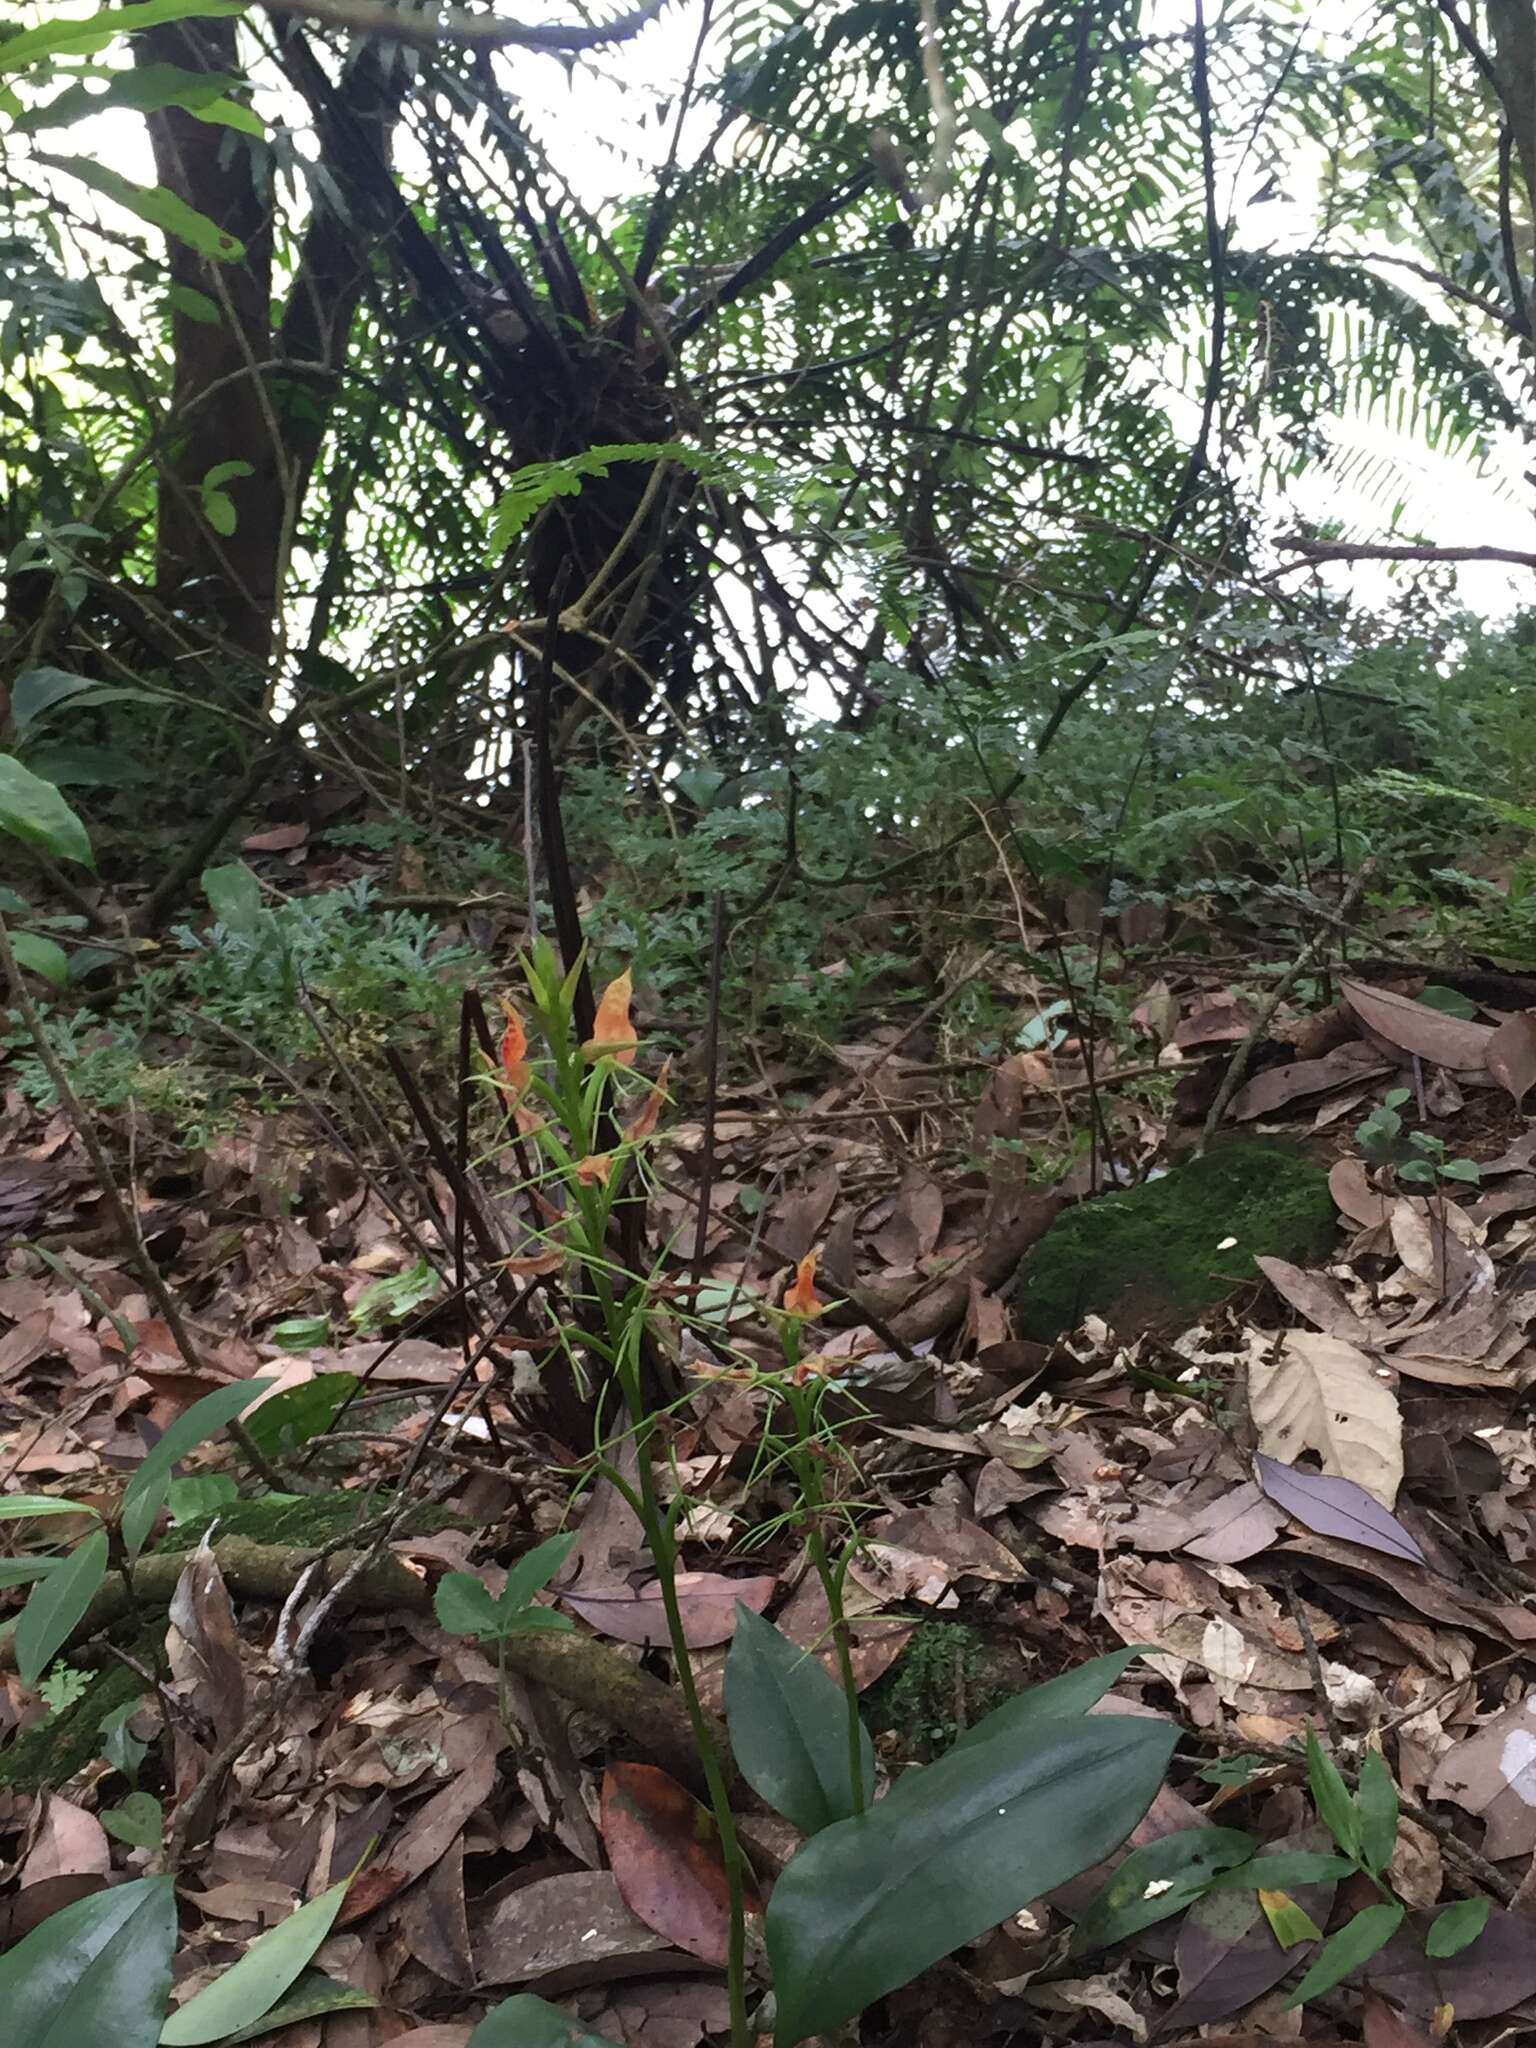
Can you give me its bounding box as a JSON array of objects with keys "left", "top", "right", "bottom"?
[{"left": 0, "top": 1538, "right": 731, "bottom": 1798}]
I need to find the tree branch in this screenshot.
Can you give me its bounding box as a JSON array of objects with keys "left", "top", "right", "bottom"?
[
  {"left": 1277, "top": 536, "right": 1536, "bottom": 572},
  {"left": 259, "top": 0, "right": 671, "bottom": 52}
]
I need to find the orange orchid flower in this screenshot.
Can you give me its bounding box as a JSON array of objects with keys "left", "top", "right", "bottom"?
[
  {"left": 575, "top": 1152, "right": 613, "bottom": 1186},
  {"left": 783, "top": 1250, "right": 824, "bottom": 1318},
  {"left": 499, "top": 999, "right": 531, "bottom": 1093},
  {"left": 583, "top": 967, "right": 638, "bottom": 1067},
  {"left": 623, "top": 1056, "right": 672, "bottom": 1143}
]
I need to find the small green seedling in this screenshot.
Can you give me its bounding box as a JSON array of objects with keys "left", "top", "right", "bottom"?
[
  {"left": 1357, "top": 1088, "right": 1480, "bottom": 1191},
  {"left": 434, "top": 1532, "right": 578, "bottom": 1643}
]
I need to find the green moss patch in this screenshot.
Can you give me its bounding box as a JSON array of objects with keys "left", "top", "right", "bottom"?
[{"left": 1007, "top": 1141, "right": 1335, "bottom": 1342}]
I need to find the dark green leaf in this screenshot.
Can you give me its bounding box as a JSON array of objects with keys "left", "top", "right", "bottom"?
[
  {"left": 15, "top": 1526, "right": 108, "bottom": 1686},
  {"left": 120, "top": 1378, "right": 275, "bottom": 1560},
  {"left": 469, "top": 1992, "right": 621, "bottom": 2047},
  {"left": 165, "top": 1473, "right": 240, "bottom": 1524},
  {"left": 1355, "top": 1751, "right": 1399, "bottom": 1874},
  {"left": 767, "top": 1709, "right": 1175, "bottom": 2045},
  {"left": 1305, "top": 1730, "right": 1360, "bottom": 1861},
  {"left": 1071, "top": 1827, "right": 1256, "bottom": 1953},
  {"left": 160, "top": 1876, "right": 352, "bottom": 2045},
  {"left": 951, "top": 1647, "right": 1152, "bottom": 1751},
  {"left": 241, "top": 1374, "right": 358, "bottom": 1459},
  {"left": 0, "top": 752, "right": 94, "bottom": 866},
  {"left": 725, "top": 1602, "right": 874, "bottom": 1834},
  {"left": 1286, "top": 1901, "right": 1404, "bottom": 2007},
  {"left": 1425, "top": 1895, "right": 1491, "bottom": 1957},
  {"left": 1209, "top": 1851, "right": 1357, "bottom": 1890},
  {"left": 267, "top": 1315, "right": 334, "bottom": 1352},
  {"left": 0, "top": 1874, "right": 174, "bottom": 2047}
]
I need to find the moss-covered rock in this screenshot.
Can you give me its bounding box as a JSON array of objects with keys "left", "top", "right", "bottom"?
[{"left": 1007, "top": 1140, "right": 1335, "bottom": 1342}]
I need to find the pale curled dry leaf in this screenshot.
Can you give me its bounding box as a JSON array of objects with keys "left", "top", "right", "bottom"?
[{"left": 1246, "top": 1329, "right": 1403, "bottom": 1507}]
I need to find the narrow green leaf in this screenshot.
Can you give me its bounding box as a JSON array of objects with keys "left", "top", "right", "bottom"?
[
  {"left": 0, "top": 752, "right": 94, "bottom": 865},
  {"left": 0, "top": 1875, "right": 175, "bottom": 2048},
  {"left": 15, "top": 1526, "right": 109, "bottom": 1686},
  {"left": 0, "top": 1493, "right": 99, "bottom": 1521},
  {"left": 11, "top": 63, "right": 249, "bottom": 134},
  {"left": 39, "top": 155, "right": 246, "bottom": 262},
  {"left": 1210, "top": 1851, "right": 1357, "bottom": 1890},
  {"left": 1071, "top": 1827, "right": 1256, "bottom": 1953},
  {"left": 0, "top": 1555, "right": 62, "bottom": 1586},
  {"left": 1286, "top": 1901, "right": 1404, "bottom": 2007},
  {"left": 211, "top": 1970, "right": 375, "bottom": 2044},
  {"left": 1425, "top": 1895, "right": 1491, "bottom": 1957},
  {"left": 952, "top": 1646, "right": 1152, "bottom": 1751},
  {"left": 120, "top": 1378, "right": 275, "bottom": 1560},
  {"left": 725, "top": 1602, "right": 874, "bottom": 1835},
  {"left": 469, "top": 1992, "right": 622, "bottom": 2046},
  {"left": 160, "top": 1876, "right": 352, "bottom": 2045},
  {"left": 1304, "top": 1730, "right": 1360, "bottom": 1861},
  {"left": 267, "top": 1315, "right": 335, "bottom": 1352},
  {"left": 1355, "top": 1751, "right": 1399, "bottom": 1875},
  {"left": 767, "top": 1710, "right": 1175, "bottom": 2045},
  {"left": 0, "top": 0, "right": 246, "bottom": 73}
]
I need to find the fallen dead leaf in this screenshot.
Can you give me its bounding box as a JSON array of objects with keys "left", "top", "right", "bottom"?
[
  {"left": 600, "top": 1764, "right": 759, "bottom": 1967},
  {"left": 1247, "top": 1329, "right": 1402, "bottom": 1507}
]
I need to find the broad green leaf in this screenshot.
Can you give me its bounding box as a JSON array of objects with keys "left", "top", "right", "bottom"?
[
  {"left": 1355, "top": 1750, "right": 1399, "bottom": 1875},
  {"left": 435, "top": 1571, "right": 504, "bottom": 1638},
  {"left": 724, "top": 1602, "right": 874, "bottom": 1834},
  {"left": 1425, "top": 1895, "right": 1491, "bottom": 1957},
  {"left": 0, "top": 1875, "right": 175, "bottom": 2048},
  {"left": 166, "top": 1472, "right": 240, "bottom": 1523},
  {"left": 0, "top": 1493, "right": 99, "bottom": 1521},
  {"left": 202, "top": 860, "right": 263, "bottom": 932},
  {"left": 1070, "top": 1827, "right": 1256, "bottom": 1954},
  {"left": 951, "top": 1646, "right": 1151, "bottom": 1751},
  {"left": 1304, "top": 1730, "right": 1360, "bottom": 1862},
  {"left": 12, "top": 929, "right": 68, "bottom": 985},
  {"left": 242, "top": 1374, "right": 357, "bottom": 1459},
  {"left": 26, "top": 742, "right": 145, "bottom": 788},
  {"left": 218, "top": 1971, "right": 376, "bottom": 2043},
  {"left": 120, "top": 1378, "right": 275, "bottom": 1560},
  {"left": 160, "top": 1875, "right": 353, "bottom": 2045},
  {"left": 1285, "top": 1901, "right": 1404, "bottom": 2007},
  {"left": 766, "top": 1709, "right": 1175, "bottom": 2045},
  {"left": 0, "top": 1, "right": 246, "bottom": 74},
  {"left": 0, "top": 752, "right": 94, "bottom": 865},
  {"left": 15, "top": 1527, "right": 109, "bottom": 1686},
  {"left": 470, "top": 1992, "right": 621, "bottom": 2046},
  {"left": 102, "top": 1789, "right": 164, "bottom": 1851},
  {"left": 40, "top": 155, "right": 246, "bottom": 262}
]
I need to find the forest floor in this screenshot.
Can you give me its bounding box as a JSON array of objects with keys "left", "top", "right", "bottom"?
[{"left": 4, "top": 822, "right": 1536, "bottom": 2048}]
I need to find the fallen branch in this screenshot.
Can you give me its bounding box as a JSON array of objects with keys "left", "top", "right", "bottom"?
[{"left": 0, "top": 1537, "right": 732, "bottom": 1799}]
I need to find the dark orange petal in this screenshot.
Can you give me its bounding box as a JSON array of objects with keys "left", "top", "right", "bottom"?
[
  {"left": 499, "top": 999, "right": 531, "bottom": 1091},
  {"left": 623, "top": 1057, "right": 672, "bottom": 1143}
]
